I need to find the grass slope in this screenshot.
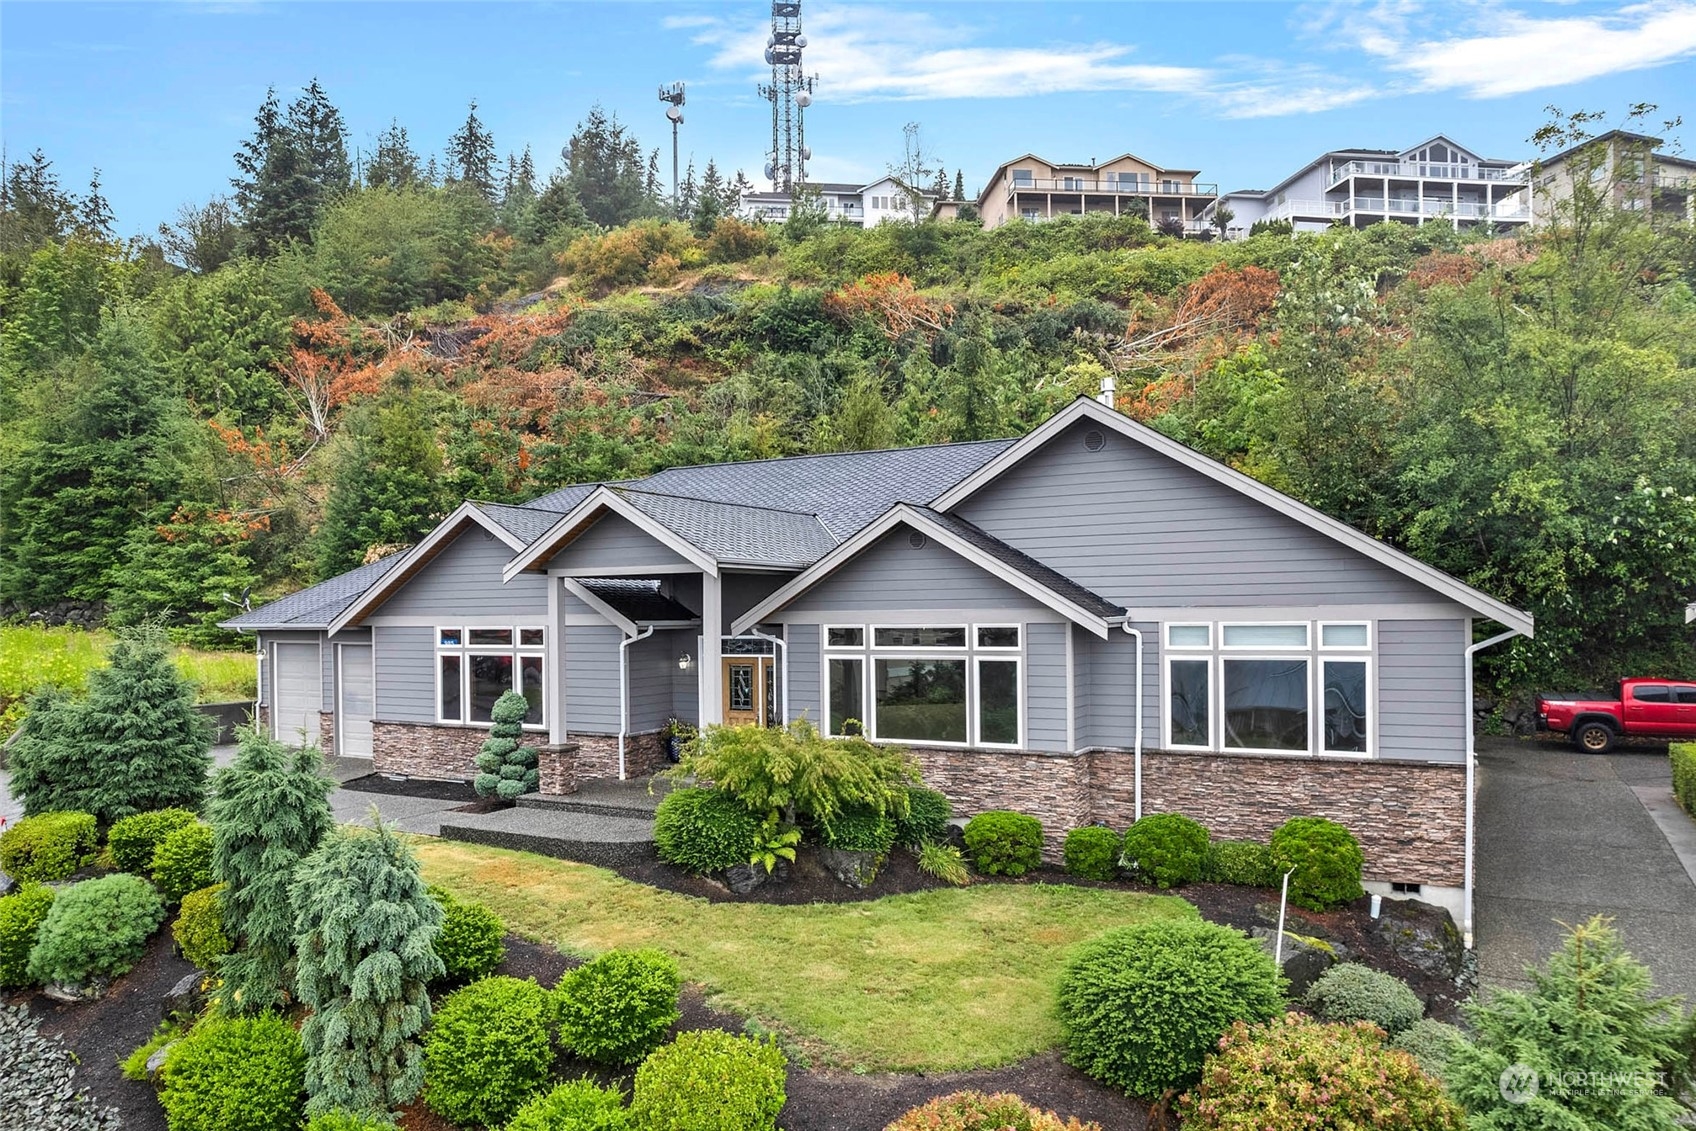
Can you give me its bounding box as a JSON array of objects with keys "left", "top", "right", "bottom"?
[{"left": 416, "top": 838, "right": 1194, "bottom": 1072}]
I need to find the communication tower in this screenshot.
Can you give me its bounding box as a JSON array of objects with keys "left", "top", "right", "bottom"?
[{"left": 757, "top": 1, "right": 817, "bottom": 191}]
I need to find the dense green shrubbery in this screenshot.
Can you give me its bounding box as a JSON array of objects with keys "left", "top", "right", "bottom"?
[
  {"left": 1303, "top": 964, "right": 1424, "bottom": 1036},
  {"left": 108, "top": 808, "right": 199, "bottom": 873},
  {"left": 423, "top": 976, "right": 554, "bottom": 1127},
  {"left": 151, "top": 820, "right": 215, "bottom": 902},
  {"left": 1202, "top": 839, "right": 1278, "bottom": 887},
  {"left": 1058, "top": 918, "right": 1285, "bottom": 1098},
  {"left": 1269, "top": 817, "right": 1364, "bottom": 910},
  {"left": 173, "top": 883, "right": 230, "bottom": 970},
  {"left": 508, "top": 1079, "right": 633, "bottom": 1131},
  {"left": 556, "top": 949, "right": 682, "bottom": 1065},
  {"left": 894, "top": 786, "right": 952, "bottom": 848},
  {"left": 0, "top": 883, "right": 55, "bottom": 986},
  {"left": 1120, "top": 813, "right": 1209, "bottom": 888},
  {"left": 1389, "top": 1018, "right": 1468, "bottom": 1080},
  {"left": 1062, "top": 826, "right": 1122, "bottom": 881},
  {"left": 1672, "top": 743, "right": 1696, "bottom": 817},
  {"left": 301, "top": 1114, "right": 396, "bottom": 1131},
  {"left": 27, "top": 873, "right": 166, "bottom": 986},
  {"left": 885, "top": 1091, "right": 1101, "bottom": 1131},
  {"left": 820, "top": 807, "right": 897, "bottom": 857},
  {"left": 962, "top": 811, "right": 1044, "bottom": 877},
  {"left": 159, "top": 1014, "right": 306, "bottom": 1131},
  {"left": 474, "top": 690, "right": 538, "bottom": 799},
  {"left": 124, "top": 1021, "right": 186, "bottom": 1082},
  {"left": 1179, "top": 1013, "right": 1465, "bottom": 1130},
  {"left": 0, "top": 810, "right": 98, "bottom": 881},
  {"left": 429, "top": 885, "right": 506, "bottom": 983},
  {"left": 652, "top": 788, "right": 763, "bottom": 874},
  {"left": 630, "top": 1030, "right": 788, "bottom": 1131}
]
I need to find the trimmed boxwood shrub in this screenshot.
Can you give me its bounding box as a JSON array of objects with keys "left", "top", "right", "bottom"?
[
  {"left": 1179, "top": 1013, "right": 1465, "bottom": 1130},
  {"left": 428, "top": 885, "right": 506, "bottom": 984},
  {"left": 652, "top": 788, "right": 763, "bottom": 875},
  {"left": 0, "top": 811, "right": 98, "bottom": 882},
  {"left": 894, "top": 786, "right": 952, "bottom": 848},
  {"left": 1202, "top": 839, "right": 1278, "bottom": 887},
  {"left": 508, "top": 1079, "right": 633, "bottom": 1131},
  {"left": 1269, "top": 817, "right": 1364, "bottom": 911},
  {"left": 0, "top": 883, "right": 55, "bottom": 987},
  {"left": 172, "top": 883, "right": 231, "bottom": 971},
  {"left": 1672, "top": 742, "right": 1696, "bottom": 817},
  {"left": 27, "top": 873, "right": 166, "bottom": 986},
  {"left": 422, "top": 975, "right": 553, "bottom": 1127},
  {"left": 962, "top": 811, "right": 1044, "bottom": 877},
  {"left": 159, "top": 1013, "right": 306, "bottom": 1131},
  {"left": 1303, "top": 963, "right": 1424, "bottom": 1036},
  {"left": 885, "top": 1090, "right": 1101, "bottom": 1130},
  {"left": 1063, "top": 826, "right": 1122, "bottom": 881},
  {"left": 151, "top": 821, "right": 215, "bottom": 903},
  {"left": 1119, "top": 812, "right": 1209, "bottom": 888},
  {"left": 1058, "top": 918, "right": 1285, "bottom": 1098},
  {"left": 820, "top": 807, "right": 897, "bottom": 857},
  {"left": 556, "top": 949, "right": 682, "bottom": 1065},
  {"left": 1389, "top": 1018, "right": 1468, "bottom": 1080},
  {"left": 630, "top": 1030, "right": 787, "bottom": 1131},
  {"left": 301, "top": 1115, "right": 395, "bottom": 1131},
  {"left": 107, "top": 808, "right": 198, "bottom": 874}
]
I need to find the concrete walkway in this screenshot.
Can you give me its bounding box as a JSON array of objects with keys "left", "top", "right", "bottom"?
[{"left": 1474, "top": 738, "right": 1696, "bottom": 1002}]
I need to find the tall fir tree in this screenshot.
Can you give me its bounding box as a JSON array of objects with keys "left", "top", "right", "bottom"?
[
  {"left": 287, "top": 79, "right": 352, "bottom": 200},
  {"left": 366, "top": 120, "right": 420, "bottom": 190},
  {"left": 644, "top": 147, "right": 663, "bottom": 204},
  {"left": 447, "top": 100, "right": 498, "bottom": 203},
  {"left": 291, "top": 817, "right": 444, "bottom": 1119},
  {"left": 952, "top": 169, "right": 965, "bottom": 201},
  {"left": 676, "top": 158, "right": 698, "bottom": 221},
  {"left": 694, "top": 159, "right": 725, "bottom": 235},
  {"left": 107, "top": 503, "right": 257, "bottom": 646},
  {"left": 314, "top": 392, "right": 448, "bottom": 579},
  {"left": 1, "top": 148, "right": 77, "bottom": 254},
  {"left": 725, "top": 169, "right": 754, "bottom": 214},
  {"left": 76, "top": 169, "right": 115, "bottom": 240},
  {"left": 231, "top": 80, "right": 350, "bottom": 254},
  {"left": 564, "top": 106, "right": 650, "bottom": 227},
  {"left": 231, "top": 87, "right": 284, "bottom": 217},
  {"left": 930, "top": 166, "right": 951, "bottom": 200}
]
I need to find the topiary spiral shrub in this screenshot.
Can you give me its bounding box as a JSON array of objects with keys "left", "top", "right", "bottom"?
[
  {"left": 885, "top": 1090, "right": 1102, "bottom": 1131},
  {"left": 1269, "top": 817, "right": 1364, "bottom": 911},
  {"left": 508, "top": 1079, "right": 633, "bottom": 1131},
  {"left": 422, "top": 975, "right": 553, "bottom": 1127},
  {"left": 172, "top": 883, "right": 231, "bottom": 971},
  {"left": 1389, "top": 1018, "right": 1468, "bottom": 1080},
  {"left": 474, "top": 690, "right": 538, "bottom": 799},
  {"left": 1303, "top": 963, "right": 1424, "bottom": 1036},
  {"left": 1062, "top": 826, "right": 1122, "bottom": 881},
  {"left": 821, "top": 807, "right": 897, "bottom": 857},
  {"left": 27, "top": 873, "right": 166, "bottom": 986},
  {"left": 556, "top": 948, "right": 682, "bottom": 1065},
  {"left": 0, "top": 811, "right": 98, "bottom": 882},
  {"left": 1119, "top": 812, "right": 1209, "bottom": 888},
  {"left": 151, "top": 820, "right": 215, "bottom": 903},
  {"left": 0, "top": 883, "right": 56, "bottom": 987},
  {"left": 428, "top": 885, "right": 506, "bottom": 984},
  {"left": 630, "top": 1030, "right": 787, "bottom": 1131},
  {"left": 159, "top": 1014, "right": 306, "bottom": 1131},
  {"left": 1179, "top": 1013, "right": 1464, "bottom": 1130},
  {"left": 1202, "top": 839, "right": 1278, "bottom": 887},
  {"left": 962, "top": 811, "right": 1044, "bottom": 877},
  {"left": 1058, "top": 918, "right": 1285, "bottom": 1098},
  {"left": 652, "top": 788, "right": 762, "bottom": 875},
  {"left": 107, "top": 808, "right": 199, "bottom": 873},
  {"left": 894, "top": 786, "right": 952, "bottom": 848}
]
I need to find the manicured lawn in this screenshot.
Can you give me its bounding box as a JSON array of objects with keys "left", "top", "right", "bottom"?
[{"left": 416, "top": 838, "right": 1195, "bottom": 1072}]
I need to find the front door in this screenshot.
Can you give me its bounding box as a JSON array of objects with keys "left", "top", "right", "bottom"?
[{"left": 723, "top": 656, "right": 775, "bottom": 726}]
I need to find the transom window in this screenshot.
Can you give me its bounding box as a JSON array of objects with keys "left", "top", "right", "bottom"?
[
  {"left": 825, "top": 624, "right": 1021, "bottom": 748},
  {"left": 1164, "top": 621, "right": 1371, "bottom": 757},
  {"left": 437, "top": 626, "right": 545, "bottom": 728}
]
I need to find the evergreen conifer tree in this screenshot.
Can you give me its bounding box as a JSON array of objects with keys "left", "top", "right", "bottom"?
[
  {"left": 366, "top": 120, "right": 420, "bottom": 190},
  {"left": 725, "top": 169, "right": 754, "bottom": 214},
  {"left": 693, "top": 160, "right": 725, "bottom": 236},
  {"left": 291, "top": 816, "right": 444, "bottom": 1119},
  {"left": 0, "top": 148, "right": 77, "bottom": 253},
  {"left": 474, "top": 691, "right": 538, "bottom": 799},
  {"left": 565, "top": 106, "right": 650, "bottom": 227},
  {"left": 209, "top": 727, "right": 335, "bottom": 1014},
  {"left": 76, "top": 169, "right": 115, "bottom": 240},
  {"left": 314, "top": 392, "right": 447, "bottom": 579},
  {"left": 447, "top": 101, "right": 498, "bottom": 203},
  {"left": 676, "top": 159, "right": 698, "bottom": 221},
  {"left": 107, "top": 503, "right": 256, "bottom": 646},
  {"left": 7, "top": 624, "right": 213, "bottom": 823},
  {"left": 953, "top": 169, "right": 965, "bottom": 201}
]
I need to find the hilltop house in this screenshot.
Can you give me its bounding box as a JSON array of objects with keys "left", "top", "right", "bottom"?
[
  {"left": 971, "top": 152, "right": 1219, "bottom": 232},
  {"left": 225, "top": 397, "right": 1531, "bottom": 938},
  {"left": 1517, "top": 130, "right": 1696, "bottom": 226},
  {"left": 738, "top": 176, "right": 936, "bottom": 227}
]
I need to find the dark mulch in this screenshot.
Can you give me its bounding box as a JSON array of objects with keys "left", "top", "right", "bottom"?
[
  {"left": 342, "top": 774, "right": 481, "bottom": 802},
  {"left": 616, "top": 842, "right": 948, "bottom": 905}
]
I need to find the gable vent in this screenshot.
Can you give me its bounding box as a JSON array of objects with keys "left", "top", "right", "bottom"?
[
  {"left": 908, "top": 531, "right": 929, "bottom": 550},
  {"left": 1083, "top": 429, "right": 1106, "bottom": 452}
]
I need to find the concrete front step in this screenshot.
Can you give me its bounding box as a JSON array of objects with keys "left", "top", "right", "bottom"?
[
  {"left": 514, "top": 776, "right": 673, "bottom": 819},
  {"left": 438, "top": 805, "right": 655, "bottom": 868}
]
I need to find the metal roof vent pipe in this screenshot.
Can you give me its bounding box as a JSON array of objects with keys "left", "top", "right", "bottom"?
[{"left": 1097, "top": 373, "right": 1116, "bottom": 408}]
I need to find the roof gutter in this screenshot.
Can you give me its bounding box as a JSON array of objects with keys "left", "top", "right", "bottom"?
[{"left": 1464, "top": 625, "right": 1522, "bottom": 949}]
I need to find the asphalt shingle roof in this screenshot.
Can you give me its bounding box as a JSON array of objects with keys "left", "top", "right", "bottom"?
[
  {"left": 921, "top": 510, "right": 1125, "bottom": 620},
  {"left": 577, "top": 578, "right": 699, "bottom": 623},
  {"left": 611, "top": 488, "right": 838, "bottom": 568},
  {"left": 472, "top": 501, "right": 567, "bottom": 545},
  {"left": 221, "top": 553, "right": 408, "bottom": 630}
]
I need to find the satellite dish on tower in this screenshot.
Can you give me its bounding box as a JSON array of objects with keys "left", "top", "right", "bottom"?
[
  {"left": 666, "top": 106, "right": 683, "bottom": 123},
  {"left": 764, "top": 163, "right": 776, "bottom": 181},
  {"left": 801, "top": 146, "right": 812, "bottom": 160},
  {"left": 796, "top": 90, "right": 811, "bottom": 108},
  {"left": 796, "top": 34, "right": 808, "bottom": 47}
]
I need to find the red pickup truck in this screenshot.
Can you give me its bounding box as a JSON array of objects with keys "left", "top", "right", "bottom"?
[{"left": 1535, "top": 679, "right": 1696, "bottom": 752}]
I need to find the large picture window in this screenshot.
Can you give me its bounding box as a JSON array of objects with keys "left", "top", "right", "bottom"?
[
  {"left": 825, "top": 624, "right": 1021, "bottom": 747},
  {"left": 437, "top": 627, "right": 545, "bottom": 727}
]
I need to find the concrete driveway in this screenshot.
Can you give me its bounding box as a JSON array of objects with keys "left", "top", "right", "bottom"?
[{"left": 1475, "top": 738, "right": 1696, "bottom": 1002}]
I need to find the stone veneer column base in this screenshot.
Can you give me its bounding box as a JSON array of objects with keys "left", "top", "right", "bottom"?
[
  {"left": 318, "top": 712, "right": 336, "bottom": 758},
  {"left": 371, "top": 720, "right": 552, "bottom": 781},
  {"left": 572, "top": 731, "right": 669, "bottom": 782}
]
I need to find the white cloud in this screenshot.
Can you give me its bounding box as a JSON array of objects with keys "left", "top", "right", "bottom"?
[{"left": 1214, "top": 81, "right": 1381, "bottom": 119}]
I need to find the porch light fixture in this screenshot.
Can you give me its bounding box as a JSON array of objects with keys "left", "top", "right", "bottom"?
[{"left": 678, "top": 653, "right": 693, "bottom": 671}]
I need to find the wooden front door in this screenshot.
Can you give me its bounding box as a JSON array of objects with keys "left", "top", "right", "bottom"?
[{"left": 723, "top": 656, "right": 775, "bottom": 726}]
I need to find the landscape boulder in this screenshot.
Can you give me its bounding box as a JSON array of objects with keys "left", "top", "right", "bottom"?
[
  {"left": 1250, "top": 928, "right": 1339, "bottom": 996},
  {"left": 161, "top": 971, "right": 210, "bottom": 1022},
  {"left": 817, "top": 846, "right": 882, "bottom": 889},
  {"left": 144, "top": 1041, "right": 178, "bottom": 1082},
  {"left": 1371, "top": 897, "right": 1465, "bottom": 981}
]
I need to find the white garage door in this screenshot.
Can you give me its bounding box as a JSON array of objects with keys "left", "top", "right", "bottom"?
[
  {"left": 338, "top": 645, "right": 374, "bottom": 758},
  {"left": 272, "top": 643, "right": 319, "bottom": 746}
]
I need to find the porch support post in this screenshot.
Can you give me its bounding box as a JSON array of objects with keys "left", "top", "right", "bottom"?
[
  {"left": 698, "top": 571, "right": 723, "bottom": 726},
  {"left": 547, "top": 577, "right": 565, "bottom": 744}
]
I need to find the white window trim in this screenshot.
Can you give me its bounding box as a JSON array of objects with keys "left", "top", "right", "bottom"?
[
  {"left": 1219, "top": 621, "right": 1310, "bottom": 650},
  {"left": 869, "top": 654, "right": 975, "bottom": 749},
  {"left": 822, "top": 624, "right": 866, "bottom": 650},
  {"left": 1219, "top": 652, "right": 1315, "bottom": 758},
  {"left": 870, "top": 625, "right": 968, "bottom": 650},
  {"left": 974, "top": 655, "right": 1024, "bottom": 750},
  {"left": 435, "top": 625, "right": 548, "bottom": 730},
  {"left": 974, "top": 623, "right": 1022, "bottom": 651},
  {"left": 823, "top": 653, "right": 868, "bottom": 739},
  {"left": 1163, "top": 653, "right": 1214, "bottom": 751},
  {"left": 1318, "top": 620, "right": 1372, "bottom": 651},
  {"left": 1165, "top": 622, "right": 1212, "bottom": 649},
  {"left": 821, "top": 623, "right": 1026, "bottom": 748},
  {"left": 1320, "top": 655, "right": 1374, "bottom": 758}
]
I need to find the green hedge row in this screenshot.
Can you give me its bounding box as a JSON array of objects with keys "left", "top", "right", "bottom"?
[{"left": 1672, "top": 743, "right": 1696, "bottom": 818}]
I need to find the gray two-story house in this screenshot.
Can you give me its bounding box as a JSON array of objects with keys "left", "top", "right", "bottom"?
[{"left": 225, "top": 397, "right": 1531, "bottom": 940}]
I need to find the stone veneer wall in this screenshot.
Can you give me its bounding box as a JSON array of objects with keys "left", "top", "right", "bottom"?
[
  {"left": 318, "top": 712, "right": 336, "bottom": 758},
  {"left": 906, "top": 745, "right": 1465, "bottom": 886},
  {"left": 372, "top": 720, "right": 552, "bottom": 781},
  {"left": 574, "top": 731, "right": 669, "bottom": 782}
]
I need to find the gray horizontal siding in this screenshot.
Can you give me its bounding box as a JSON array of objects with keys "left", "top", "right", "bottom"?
[
  {"left": 565, "top": 623, "right": 622, "bottom": 734},
  {"left": 787, "top": 623, "right": 821, "bottom": 726},
  {"left": 781, "top": 528, "right": 1052, "bottom": 615},
  {"left": 1073, "top": 621, "right": 1159, "bottom": 750},
  {"left": 1025, "top": 622, "right": 1068, "bottom": 752},
  {"left": 374, "top": 625, "right": 435, "bottom": 724},
  {"left": 547, "top": 513, "right": 690, "bottom": 571},
  {"left": 1378, "top": 619, "right": 1467, "bottom": 763},
  {"left": 373, "top": 531, "right": 549, "bottom": 619},
  {"left": 627, "top": 630, "right": 680, "bottom": 734},
  {"left": 958, "top": 421, "right": 1446, "bottom": 607},
  {"left": 724, "top": 571, "right": 787, "bottom": 635}
]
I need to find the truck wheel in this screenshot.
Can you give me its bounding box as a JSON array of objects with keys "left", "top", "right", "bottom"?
[{"left": 1573, "top": 722, "right": 1616, "bottom": 754}]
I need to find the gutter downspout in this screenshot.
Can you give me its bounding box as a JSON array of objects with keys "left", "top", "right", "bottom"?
[
  {"left": 619, "top": 625, "right": 656, "bottom": 781},
  {"left": 1464, "top": 626, "right": 1521, "bottom": 949},
  {"left": 1108, "top": 617, "right": 1145, "bottom": 821}
]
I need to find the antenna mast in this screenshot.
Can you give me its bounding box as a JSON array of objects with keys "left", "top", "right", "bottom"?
[
  {"left": 657, "top": 82, "right": 686, "bottom": 213},
  {"left": 757, "top": 0, "right": 816, "bottom": 192}
]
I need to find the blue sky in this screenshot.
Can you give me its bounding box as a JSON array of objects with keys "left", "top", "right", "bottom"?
[{"left": 3, "top": 0, "right": 1694, "bottom": 235}]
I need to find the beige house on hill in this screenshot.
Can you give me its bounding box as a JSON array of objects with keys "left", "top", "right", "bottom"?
[{"left": 975, "top": 152, "right": 1219, "bottom": 231}]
